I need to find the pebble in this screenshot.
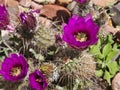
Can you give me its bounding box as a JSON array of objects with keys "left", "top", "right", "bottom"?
[{"left": 112, "top": 73, "right": 120, "bottom": 90}]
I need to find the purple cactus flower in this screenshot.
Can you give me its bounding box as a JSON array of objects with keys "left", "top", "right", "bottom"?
[
  {"left": 20, "top": 12, "right": 37, "bottom": 30},
  {"left": 75, "top": 0, "right": 87, "bottom": 4},
  {"left": 29, "top": 70, "right": 48, "bottom": 90},
  {"left": 62, "top": 14, "right": 99, "bottom": 49},
  {"left": 0, "top": 4, "right": 9, "bottom": 30},
  {"left": 0, "top": 54, "right": 28, "bottom": 82}
]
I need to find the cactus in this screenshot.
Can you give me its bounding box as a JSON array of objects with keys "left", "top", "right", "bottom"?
[
  {"left": 57, "top": 52, "right": 96, "bottom": 90},
  {"left": 34, "top": 27, "right": 55, "bottom": 49},
  {"left": 40, "top": 63, "right": 54, "bottom": 76},
  {"left": 39, "top": 63, "right": 59, "bottom": 83}
]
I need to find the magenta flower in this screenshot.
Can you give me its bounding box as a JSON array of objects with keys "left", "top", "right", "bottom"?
[
  {"left": 0, "top": 54, "right": 28, "bottom": 82},
  {"left": 75, "top": 0, "right": 86, "bottom": 3},
  {"left": 0, "top": 4, "right": 9, "bottom": 30},
  {"left": 20, "top": 12, "right": 36, "bottom": 30},
  {"left": 62, "top": 14, "right": 99, "bottom": 49},
  {"left": 29, "top": 70, "right": 48, "bottom": 90}
]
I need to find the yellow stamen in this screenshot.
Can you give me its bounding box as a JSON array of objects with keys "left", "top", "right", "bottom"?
[
  {"left": 74, "top": 32, "right": 87, "bottom": 42},
  {"left": 10, "top": 67, "right": 21, "bottom": 76}
]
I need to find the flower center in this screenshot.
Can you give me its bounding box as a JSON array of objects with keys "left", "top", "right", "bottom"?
[
  {"left": 36, "top": 78, "right": 42, "bottom": 83},
  {"left": 10, "top": 66, "right": 22, "bottom": 76},
  {"left": 74, "top": 32, "right": 87, "bottom": 42}
]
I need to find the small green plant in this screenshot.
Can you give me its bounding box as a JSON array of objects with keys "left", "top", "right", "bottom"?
[{"left": 89, "top": 34, "right": 119, "bottom": 85}]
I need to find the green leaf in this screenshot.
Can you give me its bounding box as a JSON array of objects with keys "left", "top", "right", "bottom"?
[
  {"left": 96, "top": 39, "right": 101, "bottom": 47},
  {"left": 95, "top": 70, "right": 103, "bottom": 77},
  {"left": 102, "top": 43, "right": 112, "bottom": 57},
  {"left": 89, "top": 45, "right": 99, "bottom": 54},
  {"left": 106, "top": 50, "right": 118, "bottom": 61},
  {"left": 107, "top": 34, "right": 114, "bottom": 44},
  {"left": 89, "top": 45, "right": 103, "bottom": 59},
  {"left": 103, "top": 70, "right": 111, "bottom": 85},
  {"left": 96, "top": 59, "right": 103, "bottom": 64},
  {"left": 107, "top": 61, "right": 119, "bottom": 75},
  {"left": 102, "top": 61, "right": 106, "bottom": 68},
  {"left": 112, "top": 43, "right": 118, "bottom": 51}
]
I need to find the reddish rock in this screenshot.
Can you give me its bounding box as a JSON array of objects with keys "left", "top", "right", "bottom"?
[
  {"left": 40, "top": 5, "right": 71, "bottom": 24},
  {"left": 19, "top": 0, "right": 31, "bottom": 7}
]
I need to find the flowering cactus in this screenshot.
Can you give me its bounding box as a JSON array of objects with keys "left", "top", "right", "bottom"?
[
  {"left": 0, "top": 4, "right": 9, "bottom": 30},
  {"left": 19, "top": 12, "right": 36, "bottom": 31},
  {"left": 0, "top": 54, "right": 28, "bottom": 82},
  {"left": 29, "top": 70, "right": 48, "bottom": 90},
  {"left": 19, "top": 9, "right": 40, "bottom": 31},
  {"left": 62, "top": 14, "right": 99, "bottom": 49}
]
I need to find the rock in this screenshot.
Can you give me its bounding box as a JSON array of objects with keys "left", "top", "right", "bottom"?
[
  {"left": 111, "top": 2, "right": 120, "bottom": 26},
  {"left": 100, "top": 25, "right": 119, "bottom": 35},
  {"left": 56, "top": 0, "right": 72, "bottom": 6},
  {"left": 67, "top": 1, "right": 77, "bottom": 11},
  {"left": 19, "top": 0, "right": 31, "bottom": 7},
  {"left": 33, "top": 0, "right": 55, "bottom": 4},
  {"left": 1, "top": 30, "right": 10, "bottom": 40},
  {"left": 91, "top": 0, "right": 116, "bottom": 7},
  {"left": 7, "top": 0, "right": 19, "bottom": 7},
  {"left": 31, "top": 1, "right": 43, "bottom": 9},
  {"left": 0, "top": 0, "right": 5, "bottom": 4},
  {"left": 40, "top": 5, "right": 71, "bottom": 24},
  {"left": 39, "top": 16, "right": 53, "bottom": 29},
  {"left": 112, "top": 73, "right": 120, "bottom": 90},
  {"left": 7, "top": 6, "right": 19, "bottom": 25},
  {"left": 18, "top": 5, "right": 28, "bottom": 13},
  {"left": 114, "top": 31, "right": 120, "bottom": 43}
]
